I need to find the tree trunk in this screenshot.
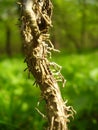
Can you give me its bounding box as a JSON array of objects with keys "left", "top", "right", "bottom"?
[
  {"left": 18, "top": 0, "right": 75, "bottom": 129},
  {"left": 80, "top": 0, "right": 87, "bottom": 49},
  {"left": 5, "top": 24, "right": 12, "bottom": 56}
]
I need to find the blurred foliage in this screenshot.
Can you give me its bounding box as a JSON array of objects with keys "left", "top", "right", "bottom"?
[
  {"left": 52, "top": 0, "right": 98, "bottom": 52},
  {"left": 53, "top": 51, "right": 98, "bottom": 130},
  {"left": 0, "top": 0, "right": 21, "bottom": 55},
  {"left": 0, "top": 57, "right": 45, "bottom": 130},
  {"left": 0, "top": 0, "right": 98, "bottom": 54},
  {"left": 0, "top": 51, "right": 98, "bottom": 130}
]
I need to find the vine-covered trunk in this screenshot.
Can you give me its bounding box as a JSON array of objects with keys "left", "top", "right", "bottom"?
[{"left": 18, "top": 0, "right": 75, "bottom": 129}]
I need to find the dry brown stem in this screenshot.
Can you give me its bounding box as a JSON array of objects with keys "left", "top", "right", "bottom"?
[{"left": 18, "top": 0, "right": 75, "bottom": 129}]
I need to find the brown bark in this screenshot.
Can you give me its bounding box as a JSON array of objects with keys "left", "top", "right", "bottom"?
[{"left": 18, "top": 0, "right": 75, "bottom": 129}]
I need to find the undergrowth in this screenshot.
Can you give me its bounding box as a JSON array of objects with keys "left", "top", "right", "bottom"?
[{"left": 0, "top": 51, "right": 98, "bottom": 130}]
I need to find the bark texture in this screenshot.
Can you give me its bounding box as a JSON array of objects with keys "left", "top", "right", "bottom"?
[{"left": 18, "top": 0, "right": 75, "bottom": 129}]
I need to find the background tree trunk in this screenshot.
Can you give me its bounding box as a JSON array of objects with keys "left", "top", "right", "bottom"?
[
  {"left": 18, "top": 0, "right": 75, "bottom": 129},
  {"left": 5, "top": 24, "right": 11, "bottom": 56},
  {"left": 80, "top": 0, "right": 87, "bottom": 50}
]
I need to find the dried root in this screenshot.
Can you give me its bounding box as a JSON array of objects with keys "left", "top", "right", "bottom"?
[
  {"left": 35, "top": 107, "right": 47, "bottom": 119},
  {"left": 18, "top": 0, "right": 76, "bottom": 130},
  {"left": 64, "top": 101, "right": 76, "bottom": 121}
]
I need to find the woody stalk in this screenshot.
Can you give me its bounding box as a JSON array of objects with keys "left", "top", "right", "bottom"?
[{"left": 18, "top": 0, "right": 75, "bottom": 130}]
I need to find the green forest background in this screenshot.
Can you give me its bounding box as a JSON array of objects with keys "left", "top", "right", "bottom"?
[{"left": 0, "top": 0, "right": 98, "bottom": 130}]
